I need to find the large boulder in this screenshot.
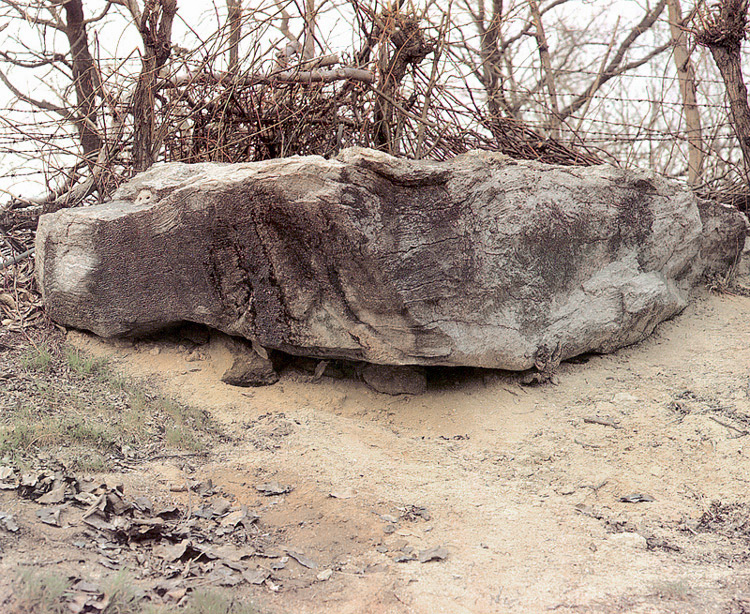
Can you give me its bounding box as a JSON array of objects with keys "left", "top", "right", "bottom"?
[{"left": 35, "top": 148, "right": 747, "bottom": 370}]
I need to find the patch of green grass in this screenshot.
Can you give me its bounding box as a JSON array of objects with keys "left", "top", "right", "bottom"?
[
  {"left": 652, "top": 578, "right": 690, "bottom": 601},
  {"left": 63, "top": 417, "right": 118, "bottom": 449},
  {"left": 181, "top": 589, "right": 257, "bottom": 614},
  {"left": 158, "top": 396, "right": 210, "bottom": 452},
  {"left": 0, "top": 403, "right": 49, "bottom": 461},
  {"left": 64, "top": 347, "right": 107, "bottom": 375},
  {"left": 1, "top": 345, "right": 214, "bottom": 470},
  {"left": 71, "top": 451, "right": 108, "bottom": 473},
  {"left": 164, "top": 424, "right": 201, "bottom": 451},
  {"left": 14, "top": 569, "right": 72, "bottom": 614},
  {"left": 13, "top": 570, "right": 258, "bottom": 614},
  {"left": 21, "top": 344, "right": 53, "bottom": 372},
  {"left": 102, "top": 570, "right": 143, "bottom": 614},
  {"left": 0, "top": 401, "right": 123, "bottom": 464}
]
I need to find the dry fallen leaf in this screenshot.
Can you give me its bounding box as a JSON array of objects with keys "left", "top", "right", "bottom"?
[
  {"left": 36, "top": 480, "right": 66, "bottom": 505},
  {"left": 154, "top": 539, "right": 189, "bottom": 562},
  {"left": 316, "top": 569, "right": 333, "bottom": 581},
  {"left": 255, "top": 482, "right": 291, "bottom": 496},
  {"left": 0, "top": 512, "right": 19, "bottom": 532},
  {"left": 36, "top": 506, "right": 63, "bottom": 527},
  {"left": 0, "top": 293, "right": 16, "bottom": 310},
  {"left": 418, "top": 546, "right": 448, "bottom": 563},
  {"left": 243, "top": 569, "right": 270, "bottom": 585},
  {"left": 329, "top": 488, "right": 356, "bottom": 499},
  {"left": 286, "top": 550, "right": 317, "bottom": 569},
  {"left": 164, "top": 587, "right": 187, "bottom": 603}
]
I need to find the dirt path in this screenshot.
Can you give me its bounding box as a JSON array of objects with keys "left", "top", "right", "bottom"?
[{"left": 59, "top": 288, "right": 750, "bottom": 614}]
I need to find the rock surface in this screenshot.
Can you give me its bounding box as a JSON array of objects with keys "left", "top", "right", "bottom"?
[{"left": 35, "top": 148, "right": 747, "bottom": 370}]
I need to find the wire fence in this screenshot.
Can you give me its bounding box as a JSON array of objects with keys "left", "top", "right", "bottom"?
[{"left": 0, "top": 0, "right": 747, "bottom": 213}]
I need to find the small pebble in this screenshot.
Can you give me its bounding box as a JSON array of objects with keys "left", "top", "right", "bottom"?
[{"left": 608, "top": 532, "right": 647, "bottom": 550}]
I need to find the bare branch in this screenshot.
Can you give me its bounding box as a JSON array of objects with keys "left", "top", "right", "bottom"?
[
  {"left": 82, "top": 0, "right": 115, "bottom": 25},
  {"left": 3, "top": 0, "right": 62, "bottom": 30},
  {"left": 0, "top": 50, "right": 69, "bottom": 69},
  {"left": 167, "top": 63, "right": 375, "bottom": 87},
  {"left": 529, "top": 0, "right": 561, "bottom": 135},
  {"left": 0, "top": 67, "right": 73, "bottom": 119},
  {"left": 556, "top": 0, "right": 669, "bottom": 123},
  {"left": 109, "top": 0, "right": 142, "bottom": 24}
]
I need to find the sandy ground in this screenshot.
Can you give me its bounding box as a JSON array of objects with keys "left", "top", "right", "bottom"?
[{"left": 41, "top": 285, "right": 750, "bottom": 614}]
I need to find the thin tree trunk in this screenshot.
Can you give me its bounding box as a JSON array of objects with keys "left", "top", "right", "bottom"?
[
  {"left": 132, "top": 0, "right": 178, "bottom": 172},
  {"left": 696, "top": 0, "right": 750, "bottom": 182},
  {"left": 303, "top": 0, "right": 317, "bottom": 61},
  {"left": 227, "top": 0, "right": 242, "bottom": 74},
  {"left": 528, "top": 0, "right": 560, "bottom": 137},
  {"left": 477, "top": 0, "right": 509, "bottom": 119},
  {"left": 710, "top": 45, "right": 750, "bottom": 178},
  {"left": 62, "top": 0, "right": 102, "bottom": 163},
  {"left": 557, "top": 0, "right": 668, "bottom": 122},
  {"left": 667, "top": 0, "right": 703, "bottom": 185},
  {"left": 373, "top": 11, "right": 432, "bottom": 153}
]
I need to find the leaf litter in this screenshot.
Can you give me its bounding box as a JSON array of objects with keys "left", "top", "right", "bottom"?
[{"left": 0, "top": 462, "right": 326, "bottom": 607}]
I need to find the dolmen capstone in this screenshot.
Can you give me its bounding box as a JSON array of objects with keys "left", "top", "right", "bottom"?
[{"left": 36, "top": 147, "right": 747, "bottom": 371}]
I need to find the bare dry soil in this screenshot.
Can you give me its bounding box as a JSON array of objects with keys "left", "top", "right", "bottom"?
[{"left": 3, "top": 286, "right": 750, "bottom": 613}]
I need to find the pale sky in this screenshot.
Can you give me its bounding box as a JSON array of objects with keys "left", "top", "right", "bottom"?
[{"left": 0, "top": 0, "right": 719, "bottom": 202}]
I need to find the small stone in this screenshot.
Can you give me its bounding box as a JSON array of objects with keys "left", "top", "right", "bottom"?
[
  {"left": 149, "top": 346, "right": 161, "bottom": 356},
  {"left": 608, "top": 532, "right": 647, "bottom": 549},
  {"left": 329, "top": 488, "right": 355, "bottom": 499},
  {"left": 556, "top": 484, "right": 577, "bottom": 496},
  {"left": 316, "top": 569, "right": 333, "bottom": 581},
  {"left": 619, "top": 493, "right": 655, "bottom": 503},
  {"left": 214, "top": 333, "right": 278, "bottom": 387},
  {"left": 255, "top": 482, "right": 291, "bottom": 496},
  {"left": 612, "top": 392, "right": 639, "bottom": 404},
  {"left": 418, "top": 546, "right": 449, "bottom": 563}
]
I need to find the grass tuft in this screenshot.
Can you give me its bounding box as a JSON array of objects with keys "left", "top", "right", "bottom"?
[
  {"left": 64, "top": 347, "right": 108, "bottom": 375},
  {"left": 14, "top": 569, "right": 72, "bottom": 614},
  {"left": 21, "top": 344, "right": 53, "bottom": 372},
  {"left": 182, "top": 589, "right": 257, "bottom": 614},
  {"left": 652, "top": 578, "right": 690, "bottom": 601},
  {"left": 102, "top": 570, "right": 143, "bottom": 614},
  {"left": 0, "top": 344, "right": 214, "bottom": 470}
]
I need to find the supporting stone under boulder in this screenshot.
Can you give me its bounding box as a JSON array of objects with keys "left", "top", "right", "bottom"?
[
  {"left": 35, "top": 148, "right": 747, "bottom": 371},
  {"left": 209, "top": 332, "right": 279, "bottom": 388}
]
